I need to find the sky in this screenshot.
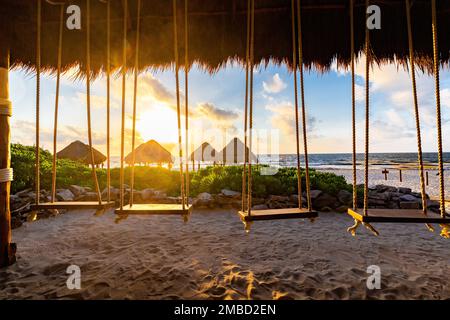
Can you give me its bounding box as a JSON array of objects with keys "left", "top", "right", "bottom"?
[{"left": 9, "top": 57, "right": 450, "bottom": 157}]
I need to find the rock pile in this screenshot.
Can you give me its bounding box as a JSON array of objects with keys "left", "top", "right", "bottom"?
[{"left": 9, "top": 184, "right": 438, "bottom": 229}]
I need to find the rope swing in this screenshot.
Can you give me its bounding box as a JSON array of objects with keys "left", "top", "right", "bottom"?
[
  {"left": 85, "top": 0, "right": 103, "bottom": 206},
  {"left": 115, "top": 0, "right": 191, "bottom": 221},
  {"left": 129, "top": 0, "right": 141, "bottom": 207},
  {"left": 238, "top": 0, "right": 317, "bottom": 230},
  {"left": 184, "top": 0, "right": 190, "bottom": 207},
  {"left": 119, "top": 0, "right": 128, "bottom": 211},
  {"left": 347, "top": 0, "right": 448, "bottom": 238},
  {"left": 30, "top": 0, "right": 114, "bottom": 215}
]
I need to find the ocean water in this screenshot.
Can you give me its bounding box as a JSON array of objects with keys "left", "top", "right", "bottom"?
[
  {"left": 257, "top": 153, "right": 450, "bottom": 170},
  {"left": 110, "top": 153, "right": 450, "bottom": 170}
]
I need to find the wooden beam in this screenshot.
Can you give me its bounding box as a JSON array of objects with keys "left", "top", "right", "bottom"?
[{"left": 0, "top": 43, "right": 16, "bottom": 267}]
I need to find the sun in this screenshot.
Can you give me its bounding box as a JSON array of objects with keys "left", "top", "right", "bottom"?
[{"left": 136, "top": 104, "right": 178, "bottom": 143}]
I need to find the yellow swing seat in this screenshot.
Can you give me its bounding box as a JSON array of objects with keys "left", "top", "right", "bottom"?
[
  {"left": 347, "top": 208, "right": 448, "bottom": 224},
  {"left": 31, "top": 201, "right": 115, "bottom": 211},
  {"left": 115, "top": 203, "right": 192, "bottom": 216},
  {"left": 239, "top": 207, "right": 317, "bottom": 222}
]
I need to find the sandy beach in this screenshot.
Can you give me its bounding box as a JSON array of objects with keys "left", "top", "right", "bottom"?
[{"left": 1, "top": 208, "right": 449, "bottom": 300}]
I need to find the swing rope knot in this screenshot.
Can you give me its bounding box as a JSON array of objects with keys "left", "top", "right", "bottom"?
[{"left": 439, "top": 224, "right": 450, "bottom": 239}]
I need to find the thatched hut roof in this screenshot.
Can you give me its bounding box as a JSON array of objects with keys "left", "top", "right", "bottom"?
[
  {"left": 56, "top": 140, "right": 106, "bottom": 165},
  {"left": 125, "top": 139, "right": 173, "bottom": 164},
  {"left": 218, "top": 137, "right": 257, "bottom": 164},
  {"left": 2, "top": 0, "right": 450, "bottom": 74},
  {"left": 190, "top": 142, "right": 217, "bottom": 162}
]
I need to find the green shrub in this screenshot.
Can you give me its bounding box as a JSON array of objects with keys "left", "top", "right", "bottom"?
[{"left": 10, "top": 143, "right": 353, "bottom": 198}]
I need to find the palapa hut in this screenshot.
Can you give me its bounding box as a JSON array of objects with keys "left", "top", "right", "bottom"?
[
  {"left": 218, "top": 138, "right": 257, "bottom": 165},
  {"left": 125, "top": 140, "right": 173, "bottom": 167},
  {"left": 190, "top": 142, "right": 217, "bottom": 169},
  {"left": 57, "top": 140, "right": 106, "bottom": 167},
  {"left": 1, "top": 0, "right": 450, "bottom": 266}
]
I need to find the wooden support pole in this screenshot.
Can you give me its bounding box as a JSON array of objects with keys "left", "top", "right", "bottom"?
[
  {"left": 399, "top": 169, "right": 402, "bottom": 182},
  {"left": 0, "top": 44, "right": 16, "bottom": 267},
  {"left": 426, "top": 171, "right": 429, "bottom": 186}
]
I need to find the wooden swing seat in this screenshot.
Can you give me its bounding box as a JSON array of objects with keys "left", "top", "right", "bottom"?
[
  {"left": 30, "top": 201, "right": 115, "bottom": 211},
  {"left": 115, "top": 204, "right": 193, "bottom": 216},
  {"left": 239, "top": 207, "right": 318, "bottom": 222},
  {"left": 347, "top": 208, "right": 448, "bottom": 224}
]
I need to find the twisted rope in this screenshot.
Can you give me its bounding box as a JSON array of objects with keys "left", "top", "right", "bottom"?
[
  {"left": 130, "top": 0, "right": 141, "bottom": 207},
  {"left": 184, "top": 0, "right": 190, "bottom": 206},
  {"left": 119, "top": 0, "right": 128, "bottom": 210},
  {"left": 247, "top": 0, "right": 255, "bottom": 215},
  {"left": 173, "top": 0, "right": 186, "bottom": 210},
  {"left": 431, "top": 0, "right": 446, "bottom": 218},
  {"left": 405, "top": 0, "right": 427, "bottom": 214},
  {"left": 242, "top": 0, "right": 251, "bottom": 212},
  {"left": 0, "top": 168, "right": 13, "bottom": 183},
  {"left": 86, "top": 0, "right": 102, "bottom": 205},
  {"left": 106, "top": 0, "right": 111, "bottom": 202},
  {"left": 51, "top": 4, "right": 64, "bottom": 203},
  {"left": 291, "top": 0, "right": 303, "bottom": 209},
  {"left": 0, "top": 99, "right": 12, "bottom": 116},
  {"left": 35, "top": 0, "right": 41, "bottom": 206},
  {"left": 297, "top": 0, "right": 312, "bottom": 211},
  {"left": 350, "top": 0, "right": 357, "bottom": 211},
  {"left": 363, "top": 0, "right": 370, "bottom": 216}
]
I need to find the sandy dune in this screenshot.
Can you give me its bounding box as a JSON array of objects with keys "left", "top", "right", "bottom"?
[{"left": 0, "top": 209, "right": 449, "bottom": 300}]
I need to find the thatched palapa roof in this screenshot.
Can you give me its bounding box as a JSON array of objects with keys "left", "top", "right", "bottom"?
[
  {"left": 125, "top": 139, "right": 173, "bottom": 164},
  {"left": 190, "top": 142, "right": 217, "bottom": 162},
  {"left": 1, "top": 0, "right": 450, "bottom": 75},
  {"left": 57, "top": 140, "right": 106, "bottom": 165},
  {"left": 218, "top": 137, "right": 257, "bottom": 164}
]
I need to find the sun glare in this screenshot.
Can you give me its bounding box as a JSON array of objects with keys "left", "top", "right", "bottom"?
[{"left": 136, "top": 105, "right": 178, "bottom": 143}]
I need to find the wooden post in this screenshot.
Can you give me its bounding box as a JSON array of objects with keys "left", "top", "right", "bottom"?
[
  {"left": 399, "top": 169, "right": 402, "bottom": 182},
  {"left": 0, "top": 44, "right": 16, "bottom": 267},
  {"left": 382, "top": 168, "right": 389, "bottom": 180},
  {"left": 426, "top": 171, "right": 429, "bottom": 186}
]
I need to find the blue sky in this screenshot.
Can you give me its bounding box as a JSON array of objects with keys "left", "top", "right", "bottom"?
[{"left": 9, "top": 58, "right": 450, "bottom": 156}]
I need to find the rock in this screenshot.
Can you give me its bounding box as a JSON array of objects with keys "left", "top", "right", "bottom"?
[
  {"left": 252, "top": 198, "right": 266, "bottom": 205},
  {"left": 426, "top": 200, "right": 440, "bottom": 208},
  {"left": 56, "top": 189, "right": 75, "bottom": 201},
  {"left": 369, "top": 191, "right": 391, "bottom": 201},
  {"left": 337, "top": 190, "right": 352, "bottom": 205},
  {"left": 252, "top": 204, "right": 268, "bottom": 210},
  {"left": 309, "top": 190, "right": 323, "bottom": 200},
  {"left": 375, "top": 185, "right": 397, "bottom": 193},
  {"left": 221, "top": 189, "right": 241, "bottom": 198},
  {"left": 289, "top": 194, "right": 298, "bottom": 204},
  {"left": 399, "top": 194, "right": 418, "bottom": 202},
  {"left": 101, "top": 187, "right": 120, "bottom": 201},
  {"left": 335, "top": 205, "right": 349, "bottom": 213},
  {"left": 197, "top": 192, "right": 213, "bottom": 201},
  {"left": 368, "top": 198, "right": 387, "bottom": 206},
  {"left": 141, "top": 188, "right": 156, "bottom": 200},
  {"left": 313, "top": 193, "right": 338, "bottom": 210},
  {"left": 398, "top": 187, "right": 412, "bottom": 194},
  {"left": 400, "top": 201, "right": 420, "bottom": 209},
  {"left": 194, "top": 192, "right": 214, "bottom": 208},
  {"left": 268, "top": 195, "right": 289, "bottom": 202},
  {"left": 15, "top": 188, "right": 32, "bottom": 198},
  {"left": 76, "top": 192, "right": 98, "bottom": 201},
  {"left": 69, "top": 185, "right": 85, "bottom": 197},
  {"left": 320, "top": 206, "right": 333, "bottom": 212}
]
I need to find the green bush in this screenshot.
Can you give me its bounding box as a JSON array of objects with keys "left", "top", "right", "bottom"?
[{"left": 10, "top": 143, "right": 352, "bottom": 198}]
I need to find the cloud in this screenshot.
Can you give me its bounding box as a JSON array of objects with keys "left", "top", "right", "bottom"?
[
  {"left": 263, "top": 73, "right": 287, "bottom": 94},
  {"left": 11, "top": 119, "right": 107, "bottom": 152},
  {"left": 265, "top": 101, "right": 319, "bottom": 138},
  {"left": 195, "top": 103, "right": 239, "bottom": 123}
]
